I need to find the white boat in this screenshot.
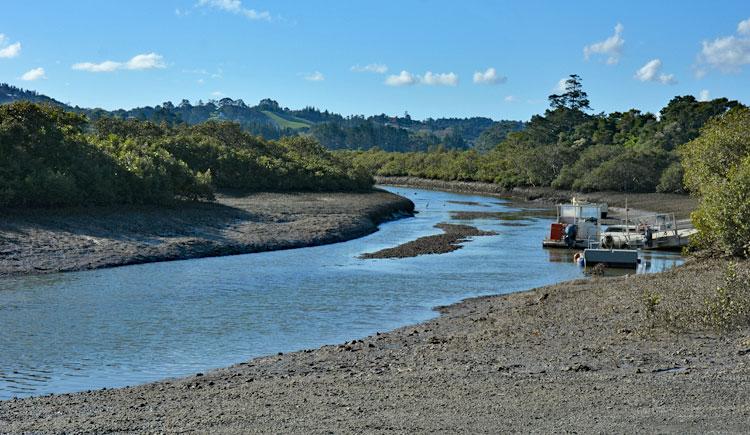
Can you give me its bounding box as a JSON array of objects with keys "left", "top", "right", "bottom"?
[
  {"left": 600, "top": 212, "right": 696, "bottom": 251},
  {"left": 542, "top": 201, "right": 607, "bottom": 249}
]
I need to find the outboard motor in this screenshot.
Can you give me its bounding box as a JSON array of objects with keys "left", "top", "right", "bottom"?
[{"left": 564, "top": 224, "right": 578, "bottom": 248}]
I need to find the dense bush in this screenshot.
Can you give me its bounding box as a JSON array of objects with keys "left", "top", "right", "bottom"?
[
  {"left": 0, "top": 102, "right": 373, "bottom": 208},
  {"left": 337, "top": 82, "right": 743, "bottom": 195},
  {"left": 656, "top": 161, "right": 685, "bottom": 193},
  {"left": 681, "top": 107, "right": 750, "bottom": 256},
  {"left": 0, "top": 102, "right": 208, "bottom": 207},
  {"left": 574, "top": 149, "right": 671, "bottom": 192}
]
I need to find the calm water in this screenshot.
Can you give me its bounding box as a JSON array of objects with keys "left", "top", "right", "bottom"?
[{"left": 0, "top": 187, "right": 683, "bottom": 400}]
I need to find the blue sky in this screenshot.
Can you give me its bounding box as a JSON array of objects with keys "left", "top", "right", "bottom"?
[{"left": 1, "top": 0, "right": 748, "bottom": 120}]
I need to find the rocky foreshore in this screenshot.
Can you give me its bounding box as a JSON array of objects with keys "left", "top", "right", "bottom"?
[{"left": 0, "top": 189, "right": 414, "bottom": 276}]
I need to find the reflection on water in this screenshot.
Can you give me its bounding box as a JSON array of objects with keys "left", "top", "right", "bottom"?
[{"left": 0, "top": 186, "right": 684, "bottom": 399}]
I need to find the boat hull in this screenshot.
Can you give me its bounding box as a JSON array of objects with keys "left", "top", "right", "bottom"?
[{"left": 583, "top": 248, "right": 639, "bottom": 269}]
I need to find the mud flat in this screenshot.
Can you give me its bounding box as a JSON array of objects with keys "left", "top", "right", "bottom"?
[
  {"left": 0, "top": 189, "right": 414, "bottom": 276},
  {"left": 360, "top": 223, "right": 496, "bottom": 259},
  {"left": 1, "top": 258, "right": 748, "bottom": 433}
]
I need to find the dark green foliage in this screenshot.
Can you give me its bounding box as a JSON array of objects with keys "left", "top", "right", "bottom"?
[
  {"left": 573, "top": 148, "right": 671, "bottom": 193},
  {"left": 655, "top": 96, "right": 740, "bottom": 151},
  {"left": 656, "top": 162, "right": 685, "bottom": 193},
  {"left": 681, "top": 107, "right": 750, "bottom": 256},
  {"left": 0, "top": 102, "right": 212, "bottom": 207},
  {"left": 473, "top": 121, "right": 526, "bottom": 153},
  {"left": 548, "top": 74, "right": 591, "bottom": 111},
  {"left": 96, "top": 118, "right": 373, "bottom": 193},
  {"left": 552, "top": 145, "right": 620, "bottom": 190},
  {"left": 0, "top": 102, "right": 373, "bottom": 208},
  {"left": 338, "top": 82, "right": 745, "bottom": 197}
]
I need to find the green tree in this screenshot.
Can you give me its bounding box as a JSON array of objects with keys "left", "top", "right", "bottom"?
[
  {"left": 548, "top": 74, "right": 591, "bottom": 111},
  {"left": 681, "top": 107, "right": 750, "bottom": 256}
]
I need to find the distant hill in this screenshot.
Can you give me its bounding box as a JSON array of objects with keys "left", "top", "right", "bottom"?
[
  {"left": 0, "top": 83, "right": 524, "bottom": 152},
  {"left": 0, "top": 83, "right": 68, "bottom": 107}
]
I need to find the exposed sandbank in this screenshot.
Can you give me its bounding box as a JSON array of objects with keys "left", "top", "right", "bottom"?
[{"left": 0, "top": 189, "right": 414, "bottom": 276}]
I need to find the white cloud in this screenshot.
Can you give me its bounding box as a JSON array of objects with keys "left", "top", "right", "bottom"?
[
  {"left": 304, "top": 71, "right": 325, "bottom": 81},
  {"left": 584, "top": 23, "right": 624, "bottom": 65},
  {"left": 198, "top": 0, "right": 271, "bottom": 21},
  {"left": 72, "top": 53, "right": 166, "bottom": 73},
  {"left": 20, "top": 67, "right": 45, "bottom": 81},
  {"left": 504, "top": 95, "right": 517, "bottom": 102},
  {"left": 657, "top": 73, "right": 677, "bottom": 85},
  {"left": 698, "top": 89, "right": 710, "bottom": 101},
  {"left": 125, "top": 53, "right": 165, "bottom": 70},
  {"left": 699, "top": 35, "right": 750, "bottom": 73},
  {"left": 385, "top": 70, "right": 459, "bottom": 87},
  {"left": 385, "top": 70, "right": 418, "bottom": 86},
  {"left": 211, "top": 91, "right": 224, "bottom": 97},
  {"left": 738, "top": 18, "right": 750, "bottom": 35},
  {"left": 0, "top": 38, "right": 21, "bottom": 59},
  {"left": 72, "top": 60, "right": 121, "bottom": 72},
  {"left": 473, "top": 67, "right": 506, "bottom": 85},
  {"left": 422, "top": 71, "right": 458, "bottom": 86},
  {"left": 351, "top": 63, "right": 388, "bottom": 74},
  {"left": 634, "top": 59, "right": 677, "bottom": 85},
  {"left": 696, "top": 18, "right": 750, "bottom": 74},
  {"left": 555, "top": 78, "right": 568, "bottom": 92}
]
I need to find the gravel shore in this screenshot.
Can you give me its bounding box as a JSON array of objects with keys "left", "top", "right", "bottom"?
[
  {"left": 0, "top": 189, "right": 414, "bottom": 276},
  {"left": 2, "top": 259, "right": 748, "bottom": 433}
]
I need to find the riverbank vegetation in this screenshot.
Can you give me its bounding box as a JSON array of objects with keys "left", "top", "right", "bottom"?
[
  {"left": 681, "top": 106, "right": 750, "bottom": 257},
  {"left": 338, "top": 75, "right": 743, "bottom": 195},
  {"left": 0, "top": 102, "right": 373, "bottom": 208}
]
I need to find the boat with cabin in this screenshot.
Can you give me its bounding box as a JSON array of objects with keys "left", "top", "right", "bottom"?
[{"left": 542, "top": 201, "right": 607, "bottom": 249}]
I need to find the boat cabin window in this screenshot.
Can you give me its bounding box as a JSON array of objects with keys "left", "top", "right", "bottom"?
[{"left": 558, "top": 204, "right": 601, "bottom": 224}]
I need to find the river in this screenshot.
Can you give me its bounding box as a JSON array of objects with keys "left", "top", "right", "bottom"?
[{"left": 0, "top": 187, "right": 683, "bottom": 400}]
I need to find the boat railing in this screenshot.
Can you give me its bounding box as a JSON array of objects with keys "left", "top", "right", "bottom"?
[{"left": 629, "top": 213, "right": 678, "bottom": 233}]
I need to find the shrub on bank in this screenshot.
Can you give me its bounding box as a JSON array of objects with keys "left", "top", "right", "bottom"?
[
  {"left": 640, "top": 261, "right": 750, "bottom": 332},
  {"left": 681, "top": 107, "right": 750, "bottom": 256}
]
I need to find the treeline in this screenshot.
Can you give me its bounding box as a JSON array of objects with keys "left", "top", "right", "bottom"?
[
  {"left": 0, "top": 102, "right": 372, "bottom": 208},
  {"left": 1, "top": 83, "right": 526, "bottom": 153},
  {"left": 339, "top": 75, "right": 743, "bottom": 194}
]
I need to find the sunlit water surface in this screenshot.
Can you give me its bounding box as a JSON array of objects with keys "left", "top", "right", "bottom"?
[{"left": 0, "top": 186, "right": 683, "bottom": 399}]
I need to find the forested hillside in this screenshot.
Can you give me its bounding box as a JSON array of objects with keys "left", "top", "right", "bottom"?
[
  {"left": 339, "top": 75, "right": 744, "bottom": 194},
  {"left": 0, "top": 83, "right": 67, "bottom": 107},
  {"left": 0, "top": 83, "right": 521, "bottom": 152}
]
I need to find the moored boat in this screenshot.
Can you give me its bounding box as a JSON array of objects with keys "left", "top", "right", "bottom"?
[{"left": 542, "top": 201, "right": 607, "bottom": 249}]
